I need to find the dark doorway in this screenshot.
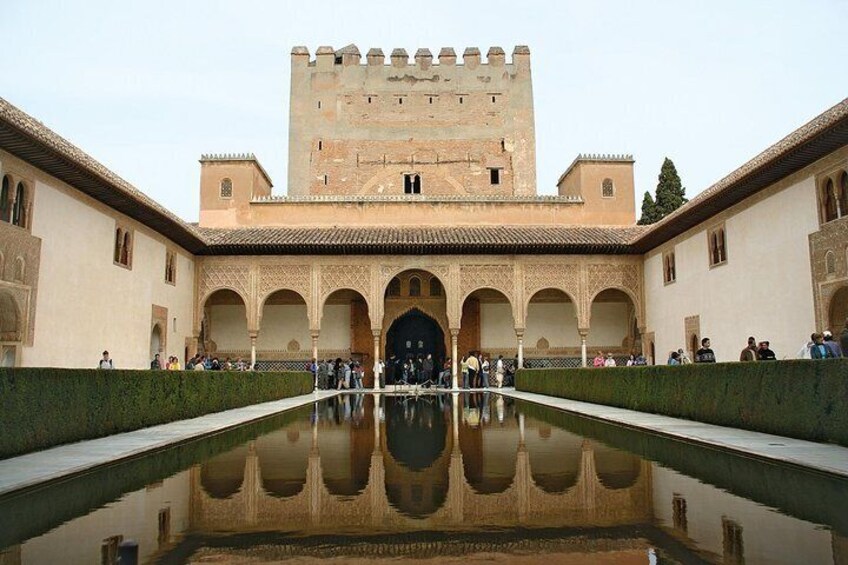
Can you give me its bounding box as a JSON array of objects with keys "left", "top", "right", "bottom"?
[{"left": 386, "top": 309, "right": 445, "bottom": 364}]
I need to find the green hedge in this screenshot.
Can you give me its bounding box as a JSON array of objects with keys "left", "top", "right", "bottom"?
[
  {"left": 0, "top": 368, "right": 313, "bottom": 459},
  {"left": 516, "top": 359, "right": 848, "bottom": 446}
]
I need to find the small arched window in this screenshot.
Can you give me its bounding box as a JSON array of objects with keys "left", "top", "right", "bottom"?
[
  {"left": 839, "top": 171, "right": 848, "bottom": 219},
  {"left": 408, "top": 276, "right": 421, "bottom": 297},
  {"left": 0, "top": 175, "right": 10, "bottom": 222},
  {"left": 709, "top": 226, "right": 727, "bottom": 266},
  {"left": 220, "top": 178, "right": 233, "bottom": 199},
  {"left": 12, "top": 182, "right": 26, "bottom": 227},
  {"left": 825, "top": 251, "right": 836, "bottom": 275},
  {"left": 121, "top": 231, "right": 132, "bottom": 266},
  {"left": 429, "top": 277, "right": 443, "bottom": 297},
  {"left": 13, "top": 257, "right": 24, "bottom": 283},
  {"left": 387, "top": 277, "right": 401, "bottom": 297},
  {"left": 824, "top": 178, "right": 838, "bottom": 222},
  {"left": 602, "top": 178, "right": 614, "bottom": 198},
  {"left": 114, "top": 228, "right": 123, "bottom": 263}
]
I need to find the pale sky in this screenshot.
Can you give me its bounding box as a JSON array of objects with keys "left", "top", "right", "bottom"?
[{"left": 1, "top": 1, "right": 846, "bottom": 222}]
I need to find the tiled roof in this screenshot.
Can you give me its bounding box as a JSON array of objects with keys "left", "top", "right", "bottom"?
[{"left": 198, "top": 225, "right": 647, "bottom": 255}]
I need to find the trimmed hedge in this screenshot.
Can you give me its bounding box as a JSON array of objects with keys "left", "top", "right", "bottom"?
[
  {"left": 516, "top": 359, "right": 848, "bottom": 446},
  {"left": 0, "top": 368, "right": 313, "bottom": 459}
]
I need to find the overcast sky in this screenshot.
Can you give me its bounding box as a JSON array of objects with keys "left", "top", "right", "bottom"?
[{"left": 1, "top": 1, "right": 846, "bottom": 222}]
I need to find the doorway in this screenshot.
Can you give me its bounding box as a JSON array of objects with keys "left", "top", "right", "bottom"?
[{"left": 386, "top": 309, "right": 445, "bottom": 363}]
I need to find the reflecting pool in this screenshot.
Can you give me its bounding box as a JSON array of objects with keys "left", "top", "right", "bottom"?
[{"left": 1, "top": 393, "right": 847, "bottom": 564}]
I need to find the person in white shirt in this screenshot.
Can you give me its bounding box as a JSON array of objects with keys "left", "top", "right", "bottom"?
[
  {"left": 495, "top": 355, "right": 505, "bottom": 388},
  {"left": 604, "top": 353, "right": 617, "bottom": 367},
  {"left": 373, "top": 358, "right": 384, "bottom": 389}
]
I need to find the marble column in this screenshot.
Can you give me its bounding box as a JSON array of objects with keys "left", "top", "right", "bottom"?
[
  {"left": 579, "top": 328, "right": 589, "bottom": 367},
  {"left": 249, "top": 332, "right": 258, "bottom": 369},
  {"left": 450, "top": 328, "right": 460, "bottom": 390},
  {"left": 516, "top": 328, "right": 525, "bottom": 369},
  {"left": 372, "top": 329, "right": 381, "bottom": 389}
]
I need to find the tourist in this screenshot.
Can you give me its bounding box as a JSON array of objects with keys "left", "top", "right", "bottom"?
[
  {"left": 438, "top": 358, "right": 452, "bottom": 387},
  {"left": 460, "top": 356, "right": 469, "bottom": 389},
  {"left": 667, "top": 351, "right": 680, "bottom": 365},
  {"left": 337, "top": 361, "right": 350, "bottom": 389},
  {"left": 317, "top": 359, "right": 329, "bottom": 389},
  {"left": 373, "top": 357, "right": 384, "bottom": 388},
  {"left": 495, "top": 355, "right": 505, "bottom": 388},
  {"left": 210, "top": 357, "right": 221, "bottom": 370},
  {"left": 352, "top": 362, "right": 364, "bottom": 389},
  {"left": 810, "top": 333, "right": 835, "bottom": 359},
  {"left": 193, "top": 356, "right": 206, "bottom": 371},
  {"left": 467, "top": 351, "right": 480, "bottom": 388},
  {"left": 757, "top": 341, "right": 776, "bottom": 360},
  {"left": 480, "top": 356, "right": 490, "bottom": 388},
  {"left": 604, "top": 353, "right": 617, "bottom": 367},
  {"left": 633, "top": 353, "right": 647, "bottom": 366},
  {"left": 739, "top": 336, "right": 758, "bottom": 362},
  {"left": 97, "top": 350, "right": 114, "bottom": 369},
  {"left": 593, "top": 351, "right": 605, "bottom": 367},
  {"left": 222, "top": 357, "right": 232, "bottom": 370},
  {"left": 677, "top": 349, "right": 692, "bottom": 364},
  {"left": 822, "top": 331, "right": 843, "bottom": 358},
  {"left": 695, "top": 338, "right": 716, "bottom": 363},
  {"left": 796, "top": 337, "right": 814, "bottom": 359},
  {"left": 422, "top": 353, "right": 434, "bottom": 384},
  {"left": 150, "top": 353, "right": 161, "bottom": 369},
  {"left": 310, "top": 358, "right": 318, "bottom": 386},
  {"left": 841, "top": 318, "right": 848, "bottom": 357},
  {"left": 625, "top": 353, "right": 636, "bottom": 366}
]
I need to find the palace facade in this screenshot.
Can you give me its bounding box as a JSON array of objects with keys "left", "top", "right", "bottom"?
[{"left": 0, "top": 45, "right": 846, "bottom": 380}]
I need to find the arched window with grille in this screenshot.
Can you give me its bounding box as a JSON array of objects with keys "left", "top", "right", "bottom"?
[
  {"left": 709, "top": 226, "right": 727, "bottom": 267},
  {"left": 0, "top": 175, "right": 9, "bottom": 222},
  {"left": 429, "top": 277, "right": 443, "bottom": 296},
  {"left": 602, "top": 178, "right": 614, "bottom": 198},
  {"left": 823, "top": 178, "right": 838, "bottom": 222},
  {"left": 408, "top": 276, "right": 421, "bottom": 297},
  {"left": 825, "top": 251, "right": 836, "bottom": 275},
  {"left": 839, "top": 171, "right": 848, "bottom": 218},
  {"left": 12, "top": 182, "right": 25, "bottom": 227},
  {"left": 387, "top": 277, "right": 401, "bottom": 297},
  {"left": 220, "top": 178, "right": 233, "bottom": 199},
  {"left": 120, "top": 231, "right": 132, "bottom": 267}
]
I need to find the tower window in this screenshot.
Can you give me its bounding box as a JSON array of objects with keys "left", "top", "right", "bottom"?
[
  {"left": 323, "top": 174, "right": 328, "bottom": 186},
  {"left": 318, "top": 140, "right": 323, "bottom": 151},
  {"left": 429, "top": 96, "right": 433, "bottom": 104},
  {"left": 367, "top": 96, "right": 372, "bottom": 104},
  {"left": 489, "top": 168, "right": 501, "bottom": 185},
  {"left": 459, "top": 96, "right": 464, "bottom": 104},
  {"left": 404, "top": 174, "right": 421, "bottom": 194},
  {"left": 220, "top": 178, "right": 233, "bottom": 198},
  {"left": 317, "top": 100, "right": 322, "bottom": 109},
  {"left": 602, "top": 178, "right": 614, "bottom": 198},
  {"left": 491, "top": 96, "right": 496, "bottom": 103}
]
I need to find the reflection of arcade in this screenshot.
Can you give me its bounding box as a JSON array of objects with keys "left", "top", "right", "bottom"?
[{"left": 190, "top": 394, "right": 651, "bottom": 531}]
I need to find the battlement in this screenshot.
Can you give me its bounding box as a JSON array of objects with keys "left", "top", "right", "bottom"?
[
  {"left": 199, "top": 153, "right": 273, "bottom": 188},
  {"left": 290, "top": 45, "right": 530, "bottom": 68}
]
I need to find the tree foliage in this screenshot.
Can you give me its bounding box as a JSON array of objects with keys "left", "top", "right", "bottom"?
[{"left": 638, "top": 157, "right": 687, "bottom": 225}]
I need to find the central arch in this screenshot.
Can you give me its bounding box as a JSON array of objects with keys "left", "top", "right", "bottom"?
[{"left": 385, "top": 308, "right": 446, "bottom": 365}]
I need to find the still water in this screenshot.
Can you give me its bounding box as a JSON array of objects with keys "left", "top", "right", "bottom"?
[{"left": 1, "top": 393, "right": 846, "bottom": 564}]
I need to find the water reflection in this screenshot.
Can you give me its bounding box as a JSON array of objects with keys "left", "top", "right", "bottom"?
[{"left": 2, "top": 393, "right": 847, "bottom": 564}]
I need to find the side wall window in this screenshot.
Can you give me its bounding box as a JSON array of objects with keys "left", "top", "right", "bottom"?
[
  {"left": 708, "top": 226, "right": 727, "bottom": 267},
  {"left": 114, "top": 225, "right": 133, "bottom": 269},
  {"left": 602, "top": 178, "right": 614, "bottom": 198},
  {"left": 0, "top": 175, "right": 9, "bottom": 222},
  {"left": 12, "top": 182, "right": 26, "bottom": 228}
]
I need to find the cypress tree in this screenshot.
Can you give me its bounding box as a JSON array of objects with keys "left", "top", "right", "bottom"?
[
  {"left": 654, "top": 157, "right": 687, "bottom": 218},
  {"left": 637, "top": 191, "right": 659, "bottom": 225}
]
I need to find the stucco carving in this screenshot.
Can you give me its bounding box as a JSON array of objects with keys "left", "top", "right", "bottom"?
[
  {"left": 0, "top": 222, "right": 40, "bottom": 345},
  {"left": 459, "top": 264, "right": 514, "bottom": 304},
  {"left": 320, "top": 264, "right": 372, "bottom": 309},
  {"left": 198, "top": 263, "right": 251, "bottom": 305}
]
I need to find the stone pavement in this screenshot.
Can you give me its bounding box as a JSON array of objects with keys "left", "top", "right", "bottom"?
[
  {"left": 0, "top": 390, "right": 340, "bottom": 497},
  {"left": 497, "top": 389, "right": 848, "bottom": 479}
]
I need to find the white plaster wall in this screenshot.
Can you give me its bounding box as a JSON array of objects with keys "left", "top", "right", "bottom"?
[
  {"left": 209, "top": 304, "right": 249, "bottom": 350},
  {"left": 652, "top": 464, "right": 834, "bottom": 564},
  {"left": 24, "top": 179, "right": 195, "bottom": 369},
  {"left": 480, "top": 302, "right": 516, "bottom": 348},
  {"left": 525, "top": 302, "right": 580, "bottom": 347},
  {"left": 587, "top": 303, "right": 629, "bottom": 347},
  {"left": 257, "top": 304, "right": 310, "bottom": 351},
  {"left": 644, "top": 176, "right": 819, "bottom": 362},
  {"left": 21, "top": 470, "right": 190, "bottom": 564},
  {"left": 318, "top": 304, "right": 351, "bottom": 350}
]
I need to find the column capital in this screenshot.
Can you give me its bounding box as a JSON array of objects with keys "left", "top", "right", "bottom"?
[
  {"left": 310, "top": 330, "right": 320, "bottom": 339},
  {"left": 578, "top": 327, "right": 590, "bottom": 337},
  {"left": 248, "top": 331, "right": 259, "bottom": 340},
  {"left": 372, "top": 329, "right": 382, "bottom": 339},
  {"left": 450, "top": 328, "right": 460, "bottom": 337},
  {"left": 514, "top": 327, "right": 525, "bottom": 338}
]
